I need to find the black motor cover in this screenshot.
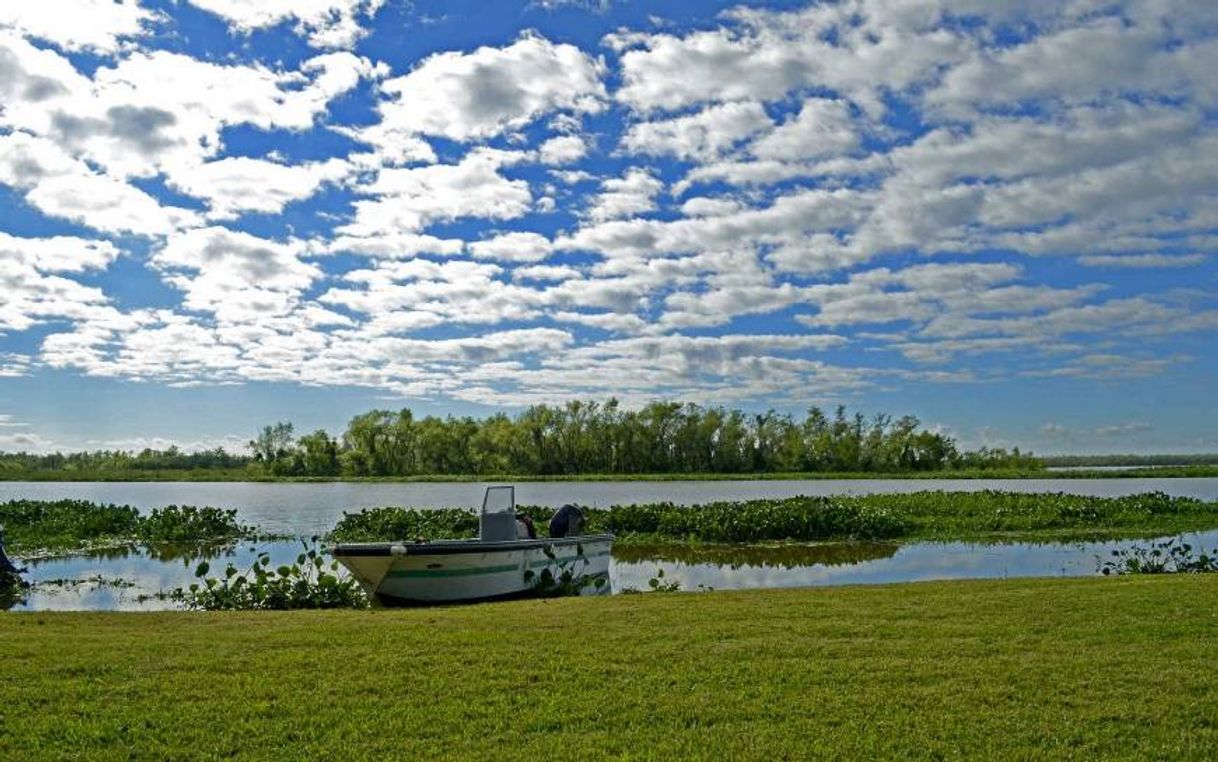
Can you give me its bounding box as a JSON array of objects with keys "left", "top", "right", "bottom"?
[{"left": 548, "top": 504, "right": 585, "bottom": 538}]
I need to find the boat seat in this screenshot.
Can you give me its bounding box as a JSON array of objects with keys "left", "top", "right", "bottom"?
[{"left": 479, "top": 512, "right": 519, "bottom": 542}]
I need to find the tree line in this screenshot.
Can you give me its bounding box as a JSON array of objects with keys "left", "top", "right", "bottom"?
[
  {"left": 0, "top": 447, "right": 247, "bottom": 475},
  {"left": 0, "top": 400, "right": 1042, "bottom": 478},
  {"left": 248, "top": 400, "right": 1041, "bottom": 477}
]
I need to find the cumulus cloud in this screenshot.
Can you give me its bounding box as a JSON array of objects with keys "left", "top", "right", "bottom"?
[
  {"left": 2, "top": 0, "right": 1217, "bottom": 410},
  {"left": 365, "top": 33, "right": 605, "bottom": 146},
  {"left": 0, "top": 1, "right": 155, "bottom": 53},
  {"left": 584, "top": 168, "right": 663, "bottom": 222},
  {"left": 621, "top": 101, "right": 771, "bottom": 161},
  {"left": 153, "top": 227, "right": 320, "bottom": 321},
  {"left": 340, "top": 150, "right": 534, "bottom": 236},
  {"left": 169, "top": 157, "right": 353, "bottom": 219},
  {"left": 183, "top": 0, "right": 385, "bottom": 49}
]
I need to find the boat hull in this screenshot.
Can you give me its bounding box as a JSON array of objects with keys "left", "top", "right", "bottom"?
[{"left": 330, "top": 534, "right": 613, "bottom": 605}]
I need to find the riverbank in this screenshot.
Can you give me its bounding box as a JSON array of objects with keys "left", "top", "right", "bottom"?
[
  {"left": 5, "top": 465, "right": 1218, "bottom": 482},
  {"left": 2, "top": 576, "right": 1215, "bottom": 758}
]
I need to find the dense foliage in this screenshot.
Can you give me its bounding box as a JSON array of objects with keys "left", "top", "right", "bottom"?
[
  {"left": 0, "top": 401, "right": 1045, "bottom": 478},
  {"left": 171, "top": 539, "right": 367, "bottom": 610},
  {"left": 0, "top": 447, "right": 248, "bottom": 476},
  {"left": 0, "top": 499, "right": 251, "bottom": 554},
  {"left": 249, "top": 400, "right": 1041, "bottom": 477},
  {"left": 329, "top": 491, "right": 1218, "bottom": 545},
  {"left": 135, "top": 506, "right": 252, "bottom": 544}
]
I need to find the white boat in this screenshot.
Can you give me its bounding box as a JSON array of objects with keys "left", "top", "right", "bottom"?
[{"left": 329, "top": 486, "right": 613, "bottom": 605}]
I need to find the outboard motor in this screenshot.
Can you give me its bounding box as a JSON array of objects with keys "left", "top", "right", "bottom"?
[{"left": 548, "top": 504, "right": 585, "bottom": 538}]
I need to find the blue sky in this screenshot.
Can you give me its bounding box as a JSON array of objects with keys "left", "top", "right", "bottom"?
[{"left": 1, "top": 0, "right": 1216, "bottom": 455}]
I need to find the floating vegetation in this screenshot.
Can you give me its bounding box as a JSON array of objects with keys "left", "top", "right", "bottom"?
[
  {"left": 330, "top": 491, "right": 1218, "bottom": 546},
  {"left": 1099, "top": 538, "right": 1218, "bottom": 575},
  {"left": 135, "top": 505, "right": 252, "bottom": 544},
  {"left": 171, "top": 538, "right": 367, "bottom": 610},
  {"left": 0, "top": 500, "right": 255, "bottom": 555}
]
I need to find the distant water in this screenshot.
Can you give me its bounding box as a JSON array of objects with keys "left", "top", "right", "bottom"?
[{"left": 1, "top": 478, "right": 1216, "bottom": 535}]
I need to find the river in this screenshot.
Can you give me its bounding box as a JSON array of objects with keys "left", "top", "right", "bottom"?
[
  {"left": 4, "top": 477, "right": 1216, "bottom": 611},
  {"left": 2, "top": 477, "right": 1216, "bottom": 535}
]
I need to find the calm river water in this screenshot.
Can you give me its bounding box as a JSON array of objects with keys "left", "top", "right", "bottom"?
[{"left": 4, "top": 478, "right": 1217, "bottom": 611}]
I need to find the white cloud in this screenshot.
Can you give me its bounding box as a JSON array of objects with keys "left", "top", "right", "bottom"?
[
  {"left": 0, "top": 1, "right": 155, "bottom": 53},
  {"left": 367, "top": 33, "right": 605, "bottom": 145},
  {"left": 538, "top": 135, "right": 589, "bottom": 165},
  {"left": 0, "top": 132, "right": 201, "bottom": 235},
  {"left": 621, "top": 101, "right": 771, "bottom": 161},
  {"left": 183, "top": 0, "right": 385, "bottom": 49},
  {"left": 469, "top": 232, "right": 553, "bottom": 263},
  {"left": 584, "top": 168, "right": 663, "bottom": 222},
  {"left": 169, "top": 157, "right": 353, "bottom": 219},
  {"left": 749, "top": 98, "right": 858, "bottom": 160},
  {"left": 153, "top": 227, "right": 320, "bottom": 320},
  {"left": 340, "top": 149, "right": 533, "bottom": 236}
]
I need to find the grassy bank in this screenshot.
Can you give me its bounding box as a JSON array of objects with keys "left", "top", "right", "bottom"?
[
  {"left": 4, "top": 465, "right": 1218, "bottom": 481},
  {"left": 2, "top": 576, "right": 1216, "bottom": 758}
]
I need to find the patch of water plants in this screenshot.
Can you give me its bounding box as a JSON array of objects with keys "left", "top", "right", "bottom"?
[
  {"left": 1099, "top": 538, "right": 1218, "bottom": 575},
  {"left": 0, "top": 500, "right": 255, "bottom": 555},
  {"left": 170, "top": 538, "right": 367, "bottom": 610},
  {"left": 329, "top": 491, "right": 1218, "bottom": 545}
]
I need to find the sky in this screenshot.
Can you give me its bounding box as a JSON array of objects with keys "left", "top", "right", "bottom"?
[{"left": 0, "top": 0, "right": 1216, "bottom": 456}]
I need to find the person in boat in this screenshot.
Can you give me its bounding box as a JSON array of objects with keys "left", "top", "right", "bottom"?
[
  {"left": 515, "top": 512, "right": 537, "bottom": 539},
  {"left": 548, "top": 504, "right": 585, "bottom": 538}
]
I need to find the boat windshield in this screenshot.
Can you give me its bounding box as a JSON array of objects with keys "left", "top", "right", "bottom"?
[{"left": 482, "top": 486, "right": 515, "bottom": 515}]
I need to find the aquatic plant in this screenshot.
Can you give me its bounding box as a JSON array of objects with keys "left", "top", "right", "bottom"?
[
  {"left": 329, "top": 491, "right": 1218, "bottom": 546},
  {"left": 171, "top": 538, "right": 367, "bottom": 610},
  {"left": 1099, "top": 538, "right": 1218, "bottom": 575},
  {"left": 135, "top": 505, "right": 251, "bottom": 544},
  {"left": 523, "top": 540, "right": 608, "bottom": 597},
  {"left": 0, "top": 499, "right": 140, "bottom": 554},
  {"left": 0, "top": 500, "right": 256, "bottom": 555}
]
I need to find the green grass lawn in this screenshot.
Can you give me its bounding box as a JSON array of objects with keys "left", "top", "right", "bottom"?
[{"left": 3, "top": 576, "right": 1216, "bottom": 759}]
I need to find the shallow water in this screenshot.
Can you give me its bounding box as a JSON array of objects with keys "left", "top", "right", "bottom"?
[
  {"left": 3, "top": 477, "right": 1216, "bottom": 535},
  {"left": 9, "top": 530, "right": 1217, "bottom": 612}
]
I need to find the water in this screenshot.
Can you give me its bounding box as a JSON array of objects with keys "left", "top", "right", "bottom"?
[
  {"left": 3, "top": 477, "right": 1216, "bottom": 535},
  {"left": 5, "top": 478, "right": 1216, "bottom": 611},
  {"left": 8, "top": 530, "right": 1217, "bottom": 612}
]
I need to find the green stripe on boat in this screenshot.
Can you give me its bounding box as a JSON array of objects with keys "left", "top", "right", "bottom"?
[
  {"left": 385, "top": 550, "right": 612, "bottom": 578},
  {"left": 528, "top": 551, "right": 611, "bottom": 568},
  {"left": 387, "top": 563, "right": 520, "bottom": 578}
]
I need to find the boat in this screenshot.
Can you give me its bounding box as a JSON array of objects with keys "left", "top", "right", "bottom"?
[{"left": 329, "top": 486, "right": 613, "bottom": 605}]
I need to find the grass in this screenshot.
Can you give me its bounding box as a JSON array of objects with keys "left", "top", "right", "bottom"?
[
  {"left": 4, "top": 465, "right": 1218, "bottom": 481},
  {"left": 1, "top": 576, "right": 1216, "bottom": 759},
  {"left": 330, "top": 491, "right": 1218, "bottom": 545}
]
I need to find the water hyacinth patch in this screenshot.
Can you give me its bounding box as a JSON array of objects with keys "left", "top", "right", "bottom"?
[
  {"left": 172, "top": 538, "right": 367, "bottom": 610},
  {"left": 328, "top": 491, "right": 1218, "bottom": 546},
  {"left": 135, "top": 505, "right": 252, "bottom": 544},
  {"left": 1099, "top": 538, "right": 1218, "bottom": 575},
  {"left": 0, "top": 500, "right": 256, "bottom": 555}
]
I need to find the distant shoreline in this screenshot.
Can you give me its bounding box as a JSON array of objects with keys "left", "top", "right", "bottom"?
[{"left": 3, "top": 465, "right": 1217, "bottom": 483}]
